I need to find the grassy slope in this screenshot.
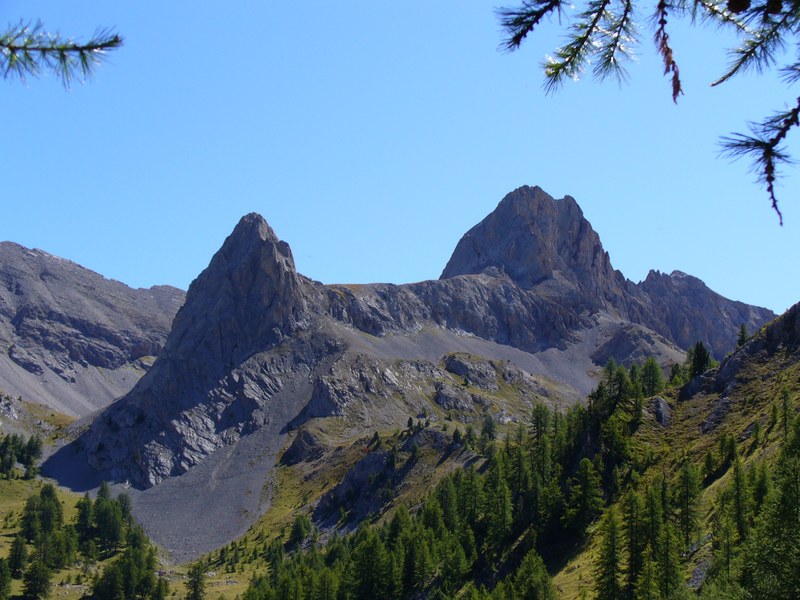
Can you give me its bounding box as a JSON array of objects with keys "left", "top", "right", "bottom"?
[{"left": 553, "top": 312, "right": 800, "bottom": 599}]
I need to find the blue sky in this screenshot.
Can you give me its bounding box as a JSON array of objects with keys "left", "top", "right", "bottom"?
[{"left": 2, "top": 2, "right": 798, "bottom": 314}]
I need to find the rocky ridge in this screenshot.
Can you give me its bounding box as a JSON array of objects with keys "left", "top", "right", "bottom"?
[{"left": 0, "top": 243, "right": 184, "bottom": 416}]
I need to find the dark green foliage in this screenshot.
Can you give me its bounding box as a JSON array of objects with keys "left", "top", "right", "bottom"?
[
  {"left": 22, "top": 560, "right": 51, "bottom": 600},
  {"left": 657, "top": 523, "right": 688, "bottom": 600},
  {"left": 622, "top": 486, "right": 645, "bottom": 597},
  {"left": 737, "top": 324, "right": 749, "bottom": 348},
  {"left": 633, "top": 545, "right": 659, "bottom": 600},
  {"left": 0, "top": 559, "right": 10, "bottom": 600},
  {"left": 780, "top": 387, "right": 793, "bottom": 439},
  {"left": 0, "top": 434, "right": 42, "bottom": 479},
  {"left": 739, "top": 416, "right": 800, "bottom": 599},
  {"left": 290, "top": 514, "right": 312, "bottom": 547},
  {"left": 640, "top": 357, "right": 666, "bottom": 397},
  {"left": 93, "top": 493, "right": 124, "bottom": 552},
  {"left": 186, "top": 563, "right": 206, "bottom": 600},
  {"left": 594, "top": 507, "right": 624, "bottom": 600},
  {"left": 510, "top": 550, "right": 556, "bottom": 599},
  {"left": 563, "top": 458, "right": 604, "bottom": 534},
  {"left": 8, "top": 535, "right": 27, "bottom": 578},
  {"left": 690, "top": 342, "right": 711, "bottom": 378},
  {"left": 6, "top": 481, "right": 162, "bottom": 600},
  {"left": 675, "top": 459, "right": 701, "bottom": 547}
]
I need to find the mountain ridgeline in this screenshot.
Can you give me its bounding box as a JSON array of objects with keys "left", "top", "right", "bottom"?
[
  {"left": 0, "top": 243, "right": 184, "bottom": 416},
  {"left": 40, "top": 185, "right": 773, "bottom": 559}
]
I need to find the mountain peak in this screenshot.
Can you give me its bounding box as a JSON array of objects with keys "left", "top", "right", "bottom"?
[
  {"left": 168, "top": 213, "right": 306, "bottom": 368},
  {"left": 440, "top": 185, "right": 617, "bottom": 295}
]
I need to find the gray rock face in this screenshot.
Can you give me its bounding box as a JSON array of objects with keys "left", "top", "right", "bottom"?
[
  {"left": 441, "top": 186, "right": 621, "bottom": 299},
  {"left": 442, "top": 186, "right": 775, "bottom": 359},
  {"left": 0, "top": 243, "right": 184, "bottom": 415},
  {"left": 637, "top": 269, "right": 775, "bottom": 359},
  {"left": 81, "top": 215, "right": 314, "bottom": 485}
]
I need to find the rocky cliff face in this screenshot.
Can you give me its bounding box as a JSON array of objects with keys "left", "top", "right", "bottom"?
[
  {"left": 82, "top": 214, "right": 316, "bottom": 485},
  {"left": 0, "top": 243, "right": 184, "bottom": 416},
  {"left": 442, "top": 186, "right": 775, "bottom": 358},
  {"left": 441, "top": 186, "right": 624, "bottom": 302},
  {"left": 637, "top": 269, "right": 775, "bottom": 358}
]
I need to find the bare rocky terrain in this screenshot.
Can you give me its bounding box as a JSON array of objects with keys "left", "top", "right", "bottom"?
[
  {"left": 0, "top": 243, "right": 185, "bottom": 416},
  {"left": 40, "top": 185, "right": 775, "bottom": 560}
]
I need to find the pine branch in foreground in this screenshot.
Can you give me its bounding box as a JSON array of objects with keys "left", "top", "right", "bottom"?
[{"left": 1, "top": 21, "right": 122, "bottom": 88}]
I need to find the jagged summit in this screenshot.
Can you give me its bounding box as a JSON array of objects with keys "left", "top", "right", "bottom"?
[
  {"left": 440, "top": 186, "right": 620, "bottom": 298},
  {"left": 168, "top": 211, "right": 307, "bottom": 369}
]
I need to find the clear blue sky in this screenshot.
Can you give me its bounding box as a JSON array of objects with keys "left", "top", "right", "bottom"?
[{"left": 3, "top": 2, "right": 798, "bottom": 314}]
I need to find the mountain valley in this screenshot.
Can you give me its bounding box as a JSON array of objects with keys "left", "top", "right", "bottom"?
[{"left": 0, "top": 185, "right": 793, "bottom": 600}]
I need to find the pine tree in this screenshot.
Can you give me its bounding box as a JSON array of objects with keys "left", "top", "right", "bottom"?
[
  {"left": 186, "top": 563, "right": 206, "bottom": 600},
  {"left": 622, "top": 487, "right": 645, "bottom": 597},
  {"left": 512, "top": 550, "right": 556, "bottom": 599},
  {"left": 690, "top": 342, "right": 711, "bottom": 378},
  {"left": 633, "top": 545, "right": 659, "bottom": 600},
  {"left": 740, "top": 415, "right": 800, "bottom": 598},
  {"left": 75, "top": 493, "right": 93, "bottom": 543},
  {"left": 8, "top": 535, "right": 28, "bottom": 578},
  {"left": 737, "top": 324, "right": 749, "bottom": 347},
  {"left": 676, "top": 460, "right": 700, "bottom": 547},
  {"left": 595, "top": 507, "right": 625, "bottom": 600},
  {"left": 730, "top": 458, "right": 752, "bottom": 540},
  {"left": 22, "top": 560, "right": 51, "bottom": 600},
  {"left": 656, "top": 523, "right": 686, "bottom": 600},
  {"left": 781, "top": 387, "right": 792, "bottom": 439},
  {"left": 349, "top": 530, "right": 389, "bottom": 598},
  {"left": 563, "top": 458, "right": 604, "bottom": 534},
  {"left": 640, "top": 357, "right": 665, "bottom": 397},
  {"left": 0, "top": 559, "right": 10, "bottom": 600}
]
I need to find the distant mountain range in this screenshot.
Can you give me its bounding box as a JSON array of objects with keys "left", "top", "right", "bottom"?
[
  {"left": 0, "top": 185, "right": 775, "bottom": 560},
  {"left": 29, "top": 185, "right": 771, "bottom": 559},
  {"left": 0, "top": 243, "right": 184, "bottom": 416}
]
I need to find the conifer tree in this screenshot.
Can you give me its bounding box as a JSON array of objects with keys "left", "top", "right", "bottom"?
[
  {"left": 186, "top": 563, "right": 205, "bottom": 600},
  {"left": 690, "top": 342, "right": 711, "bottom": 378},
  {"left": 563, "top": 458, "right": 604, "bottom": 534},
  {"left": 656, "top": 523, "right": 686, "bottom": 600},
  {"left": 22, "top": 560, "right": 51, "bottom": 600},
  {"left": 740, "top": 415, "right": 800, "bottom": 598},
  {"left": 512, "top": 550, "right": 557, "bottom": 599},
  {"left": 737, "top": 324, "right": 749, "bottom": 348},
  {"left": 676, "top": 459, "right": 700, "bottom": 547},
  {"left": 640, "top": 357, "right": 665, "bottom": 397},
  {"left": 0, "top": 559, "right": 10, "bottom": 600},
  {"left": 633, "top": 545, "right": 659, "bottom": 600},
  {"left": 595, "top": 507, "right": 625, "bottom": 600},
  {"left": 781, "top": 387, "right": 792, "bottom": 439},
  {"left": 730, "top": 458, "right": 752, "bottom": 540},
  {"left": 622, "top": 487, "right": 645, "bottom": 597}
]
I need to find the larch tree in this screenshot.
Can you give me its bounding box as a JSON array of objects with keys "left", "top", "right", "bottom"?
[
  {"left": 595, "top": 506, "right": 625, "bottom": 600},
  {"left": 498, "top": 0, "right": 800, "bottom": 222},
  {"left": 1, "top": 21, "right": 121, "bottom": 87}
]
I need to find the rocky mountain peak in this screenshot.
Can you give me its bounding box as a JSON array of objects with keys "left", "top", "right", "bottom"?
[
  {"left": 440, "top": 185, "right": 622, "bottom": 309},
  {"left": 165, "top": 212, "right": 307, "bottom": 370}
]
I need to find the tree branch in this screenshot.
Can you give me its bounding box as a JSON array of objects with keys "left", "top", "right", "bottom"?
[{"left": 1, "top": 22, "right": 122, "bottom": 87}]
